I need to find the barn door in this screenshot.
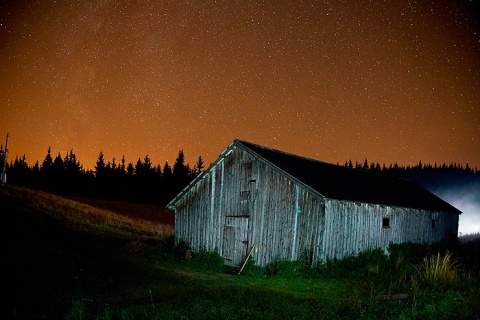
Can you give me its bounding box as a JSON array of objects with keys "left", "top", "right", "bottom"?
[{"left": 222, "top": 216, "right": 249, "bottom": 266}]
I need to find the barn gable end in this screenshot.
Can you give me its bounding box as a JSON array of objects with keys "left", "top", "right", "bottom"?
[{"left": 167, "top": 140, "right": 460, "bottom": 267}]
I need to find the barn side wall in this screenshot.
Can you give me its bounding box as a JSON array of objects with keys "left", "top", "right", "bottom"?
[{"left": 318, "top": 200, "right": 459, "bottom": 263}]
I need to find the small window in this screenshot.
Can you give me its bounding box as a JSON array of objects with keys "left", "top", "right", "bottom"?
[
  {"left": 432, "top": 219, "right": 436, "bottom": 229},
  {"left": 382, "top": 218, "right": 390, "bottom": 228}
]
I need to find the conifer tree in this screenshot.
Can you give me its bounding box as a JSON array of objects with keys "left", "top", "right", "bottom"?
[
  {"left": 163, "top": 161, "right": 172, "bottom": 178},
  {"left": 126, "top": 162, "right": 134, "bottom": 176},
  {"left": 41, "top": 147, "right": 53, "bottom": 173},
  {"left": 95, "top": 151, "right": 106, "bottom": 177},
  {"left": 53, "top": 153, "right": 64, "bottom": 171},
  {"left": 135, "top": 157, "right": 144, "bottom": 176},
  {"left": 363, "top": 158, "right": 369, "bottom": 170},
  {"left": 119, "top": 155, "right": 126, "bottom": 174},
  {"left": 194, "top": 155, "right": 205, "bottom": 176}
]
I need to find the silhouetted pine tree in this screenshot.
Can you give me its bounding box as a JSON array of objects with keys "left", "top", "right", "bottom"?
[
  {"left": 40, "top": 147, "right": 54, "bottom": 186},
  {"left": 95, "top": 151, "right": 106, "bottom": 178},
  {"left": 193, "top": 155, "right": 205, "bottom": 177},
  {"left": 173, "top": 150, "right": 191, "bottom": 194}
]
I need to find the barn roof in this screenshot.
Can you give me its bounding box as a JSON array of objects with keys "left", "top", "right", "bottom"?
[
  {"left": 235, "top": 140, "right": 461, "bottom": 214},
  {"left": 167, "top": 140, "right": 461, "bottom": 214}
]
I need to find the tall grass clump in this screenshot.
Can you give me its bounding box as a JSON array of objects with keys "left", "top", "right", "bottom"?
[
  {"left": 414, "top": 250, "right": 461, "bottom": 288},
  {"left": 66, "top": 300, "right": 90, "bottom": 320}
]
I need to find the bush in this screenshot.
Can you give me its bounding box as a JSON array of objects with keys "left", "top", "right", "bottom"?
[{"left": 185, "top": 249, "right": 226, "bottom": 273}]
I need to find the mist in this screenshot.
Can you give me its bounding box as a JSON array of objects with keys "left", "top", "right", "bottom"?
[{"left": 430, "top": 182, "right": 480, "bottom": 236}]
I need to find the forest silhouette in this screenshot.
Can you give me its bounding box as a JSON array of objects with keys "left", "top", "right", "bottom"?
[
  {"left": 2, "top": 148, "right": 204, "bottom": 205},
  {"left": 1, "top": 147, "right": 478, "bottom": 206}
]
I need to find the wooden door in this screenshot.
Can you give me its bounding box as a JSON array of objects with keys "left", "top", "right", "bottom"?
[{"left": 222, "top": 216, "right": 249, "bottom": 266}]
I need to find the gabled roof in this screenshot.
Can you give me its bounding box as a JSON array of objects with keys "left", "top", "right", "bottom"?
[{"left": 167, "top": 140, "right": 461, "bottom": 214}]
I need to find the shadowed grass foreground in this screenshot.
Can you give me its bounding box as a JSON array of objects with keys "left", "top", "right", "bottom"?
[{"left": 2, "top": 186, "right": 480, "bottom": 319}]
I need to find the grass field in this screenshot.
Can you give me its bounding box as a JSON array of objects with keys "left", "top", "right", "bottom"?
[{"left": 2, "top": 186, "right": 479, "bottom": 319}]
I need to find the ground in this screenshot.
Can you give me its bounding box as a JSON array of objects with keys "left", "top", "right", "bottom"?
[{"left": 66, "top": 195, "right": 174, "bottom": 225}]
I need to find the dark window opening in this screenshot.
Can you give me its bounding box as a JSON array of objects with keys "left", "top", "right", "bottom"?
[
  {"left": 382, "top": 218, "right": 390, "bottom": 228},
  {"left": 432, "top": 219, "right": 436, "bottom": 229}
]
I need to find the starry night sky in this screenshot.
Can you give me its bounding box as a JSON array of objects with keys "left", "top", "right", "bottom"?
[{"left": 1, "top": 0, "right": 479, "bottom": 171}]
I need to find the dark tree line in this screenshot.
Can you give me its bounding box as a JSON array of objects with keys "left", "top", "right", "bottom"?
[
  {"left": 343, "top": 158, "right": 479, "bottom": 190},
  {"left": 3, "top": 148, "right": 205, "bottom": 205},
  {"left": 3, "top": 146, "right": 479, "bottom": 205}
]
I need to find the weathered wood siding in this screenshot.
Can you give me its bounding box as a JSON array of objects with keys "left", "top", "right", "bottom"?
[
  {"left": 175, "top": 146, "right": 325, "bottom": 267},
  {"left": 316, "top": 200, "right": 459, "bottom": 264},
  {"left": 175, "top": 145, "right": 460, "bottom": 267}
]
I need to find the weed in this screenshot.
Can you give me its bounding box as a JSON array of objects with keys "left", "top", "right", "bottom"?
[
  {"left": 66, "top": 300, "right": 89, "bottom": 320},
  {"left": 414, "top": 250, "right": 461, "bottom": 288}
]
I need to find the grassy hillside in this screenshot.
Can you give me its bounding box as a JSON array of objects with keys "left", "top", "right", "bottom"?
[
  {"left": 2, "top": 186, "right": 479, "bottom": 319},
  {"left": 3, "top": 186, "right": 173, "bottom": 238}
]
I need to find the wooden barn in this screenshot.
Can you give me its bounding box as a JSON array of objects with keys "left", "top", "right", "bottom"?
[{"left": 166, "top": 140, "right": 461, "bottom": 267}]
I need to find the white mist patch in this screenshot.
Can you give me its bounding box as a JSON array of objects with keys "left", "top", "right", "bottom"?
[{"left": 430, "top": 182, "right": 480, "bottom": 236}]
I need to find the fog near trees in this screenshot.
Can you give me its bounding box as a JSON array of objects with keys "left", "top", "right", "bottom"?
[{"left": 344, "top": 158, "right": 480, "bottom": 235}]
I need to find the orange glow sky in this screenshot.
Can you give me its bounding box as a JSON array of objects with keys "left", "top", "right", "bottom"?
[{"left": 1, "top": 0, "right": 479, "bottom": 171}]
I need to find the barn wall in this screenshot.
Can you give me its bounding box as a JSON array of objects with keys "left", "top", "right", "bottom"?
[
  {"left": 318, "top": 200, "right": 459, "bottom": 263},
  {"left": 248, "top": 165, "right": 326, "bottom": 267},
  {"left": 175, "top": 160, "right": 222, "bottom": 253}
]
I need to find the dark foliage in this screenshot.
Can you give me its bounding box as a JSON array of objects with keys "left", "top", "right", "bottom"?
[
  {"left": 343, "top": 158, "right": 479, "bottom": 191},
  {"left": 4, "top": 145, "right": 479, "bottom": 206},
  {"left": 4, "top": 148, "right": 203, "bottom": 205}
]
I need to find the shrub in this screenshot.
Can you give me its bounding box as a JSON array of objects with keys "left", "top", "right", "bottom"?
[{"left": 185, "top": 249, "right": 226, "bottom": 273}]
